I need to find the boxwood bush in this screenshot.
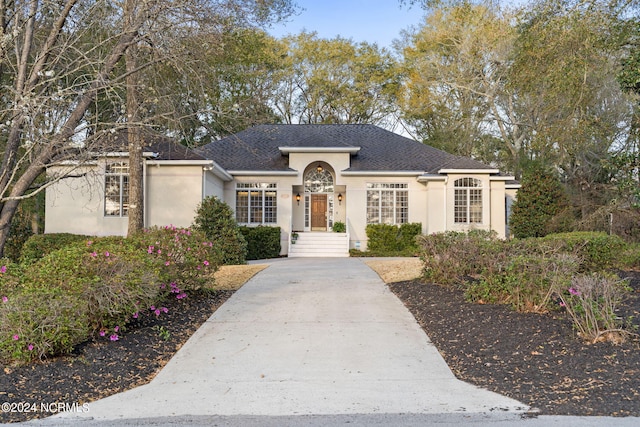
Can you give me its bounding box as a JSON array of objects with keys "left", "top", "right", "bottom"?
[
  {"left": 365, "top": 223, "right": 422, "bottom": 255},
  {"left": 239, "top": 226, "right": 281, "bottom": 260}
]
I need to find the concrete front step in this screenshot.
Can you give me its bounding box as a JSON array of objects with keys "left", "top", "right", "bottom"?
[{"left": 289, "top": 232, "right": 349, "bottom": 257}]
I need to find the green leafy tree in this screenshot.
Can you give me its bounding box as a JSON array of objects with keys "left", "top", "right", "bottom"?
[{"left": 510, "top": 164, "right": 570, "bottom": 238}]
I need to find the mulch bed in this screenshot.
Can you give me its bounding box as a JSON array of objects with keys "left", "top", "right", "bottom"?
[
  {"left": 0, "top": 290, "right": 234, "bottom": 424},
  {"left": 389, "top": 270, "right": 640, "bottom": 417},
  {"left": 1, "top": 272, "right": 639, "bottom": 423}
]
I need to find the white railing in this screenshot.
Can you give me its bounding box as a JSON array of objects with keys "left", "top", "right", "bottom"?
[
  {"left": 288, "top": 215, "right": 293, "bottom": 255},
  {"left": 345, "top": 217, "right": 351, "bottom": 253}
]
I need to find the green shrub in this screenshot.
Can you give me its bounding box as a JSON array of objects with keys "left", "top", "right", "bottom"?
[
  {"left": 2, "top": 237, "right": 163, "bottom": 364},
  {"left": 21, "top": 237, "right": 161, "bottom": 331},
  {"left": 20, "top": 233, "right": 91, "bottom": 264},
  {"left": 538, "top": 232, "right": 628, "bottom": 271},
  {"left": 333, "top": 221, "right": 346, "bottom": 233},
  {"left": 0, "top": 259, "right": 22, "bottom": 294},
  {"left": 4, "top": 206, "right": 34, "bottom": 262},
  {"left": 417, "top": 230, "right": 501, "bottom": 287},
  {"left": 366, "top": 223, "right": 422, "bottom": 254},
  {"left": 193, "top": 196, "right": 247, "bottom": 265},
  {"left": 239, "top": 226, "right": 281, "bottom": 260},
  {"left": 0, "top": 288, "right": 90, "bottom": 363},
  {"left": 398, "top": 223, "right": 422, "bottom": 251},
  {"left": 466, "top": 253, "right": 578, "bottom": 312},
  {"left": 1, "top": 229, "right": 222, "bottom": 364},
  {"left": 619, "top": 243, "right": 640, "bottom": 270}
]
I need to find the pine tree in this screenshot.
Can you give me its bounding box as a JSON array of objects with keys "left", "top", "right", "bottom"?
[{"left": 510, "top": 164, "right": 568, "bottom": 238}]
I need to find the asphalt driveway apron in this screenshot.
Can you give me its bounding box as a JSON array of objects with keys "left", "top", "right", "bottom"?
[{"left": 54, "top": 257, "right": 528, "bottom": 421}]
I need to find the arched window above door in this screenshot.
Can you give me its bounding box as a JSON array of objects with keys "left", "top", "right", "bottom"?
[{"left": 304, "top": 168, "right": 334, "bottom": 193}]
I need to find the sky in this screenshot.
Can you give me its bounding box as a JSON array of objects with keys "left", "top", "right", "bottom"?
[{"left": 268, "top": 0, "right": 426, "bottom": 49}]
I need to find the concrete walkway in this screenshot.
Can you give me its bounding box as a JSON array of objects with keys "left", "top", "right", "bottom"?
[{"left": 45, "top": 257, "right": 528, "bottom": 422}]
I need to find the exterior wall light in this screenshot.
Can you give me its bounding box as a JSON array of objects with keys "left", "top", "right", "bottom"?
[
  {"left": 338, "top": 193, "right": 343, "bottom": 205},
  {"left": 316, "top": 164, "right": 323, "bottom": 173},
  {"left": 296, "top": 193, "right": 301, "bottom": 205}
]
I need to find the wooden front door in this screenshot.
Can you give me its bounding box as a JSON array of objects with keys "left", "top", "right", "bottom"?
[{"left": 311, "top": 194, "right": 327, "bottom": 231}]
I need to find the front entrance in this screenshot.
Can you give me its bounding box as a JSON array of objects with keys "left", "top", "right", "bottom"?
[{"left": 311, "top": 194, "right": 327, "bottom": 231}]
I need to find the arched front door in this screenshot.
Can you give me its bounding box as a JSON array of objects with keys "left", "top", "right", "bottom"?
[{"left": 304, "top": 164, "right": 334, "bottom": 231}]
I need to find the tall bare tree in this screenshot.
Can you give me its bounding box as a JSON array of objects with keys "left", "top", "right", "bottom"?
[
  {"left": 273, "top": 32, "right": 402, "bottom": 127},
  {"left": 0, "top": 0, "right": 295, "bottom": 256}
]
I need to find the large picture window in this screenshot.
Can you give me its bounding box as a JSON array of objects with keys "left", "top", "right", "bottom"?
[
  {"left": 236, "top": 183, "right": 277, "bottom": 224},
  {"left": 366, "top": 183, "right": 408, "bottom": 225},
  {"left": 454, "top": 178, "right": 482, "bottom": 224},
  {"left": 104, "top": 161, "right": 129, "bottom": 217}
]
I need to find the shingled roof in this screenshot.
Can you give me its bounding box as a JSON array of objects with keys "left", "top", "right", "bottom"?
[
  {"left": 196, "top": 124, "right": 495, "bottom": 173},
  {"left": 94, "top": 129, "right": 206, "bottom": 161}
]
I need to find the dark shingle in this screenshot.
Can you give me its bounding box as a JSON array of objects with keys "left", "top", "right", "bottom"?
[
  {"left": 196, "top": 124, "right": 496, "bottom": 173},
  {"left": 94, "top": 129, "right": 206, "bottom": 161}
]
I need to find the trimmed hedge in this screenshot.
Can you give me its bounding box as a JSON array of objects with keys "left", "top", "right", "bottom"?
[
  {"left": 537, "top": 232, "right": 628, "bottom": 272},
  {"left": 366, "top": 223, "right": 422, "bottom": 255},
  {"left": 239, "top": 226, "right": 281, "bottom": 260}
]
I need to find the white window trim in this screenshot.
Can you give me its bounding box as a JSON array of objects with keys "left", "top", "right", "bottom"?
[
  {"left": 235, "top": 183, "right": 278, "bottom": 225},
  {"left": 366, "top": 183, "right": 409, "bottom": 225},
  {"left": 104, "top": 161, "right": 129, "bottom": 217},
  {"left": 453, "top": 177, "right": 483, "bottom": 225}
]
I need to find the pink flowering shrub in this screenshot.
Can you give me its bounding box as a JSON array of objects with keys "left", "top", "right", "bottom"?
[
  {"left": 1, "top": 226, "right": 220, "bottom": 364},
  {"left": 1, "top": 237, "right": 162, "bottom": 363},
  {"left": 141, "top": 225, "right": 222, "bottom": 291},
  {"left": 0, "top": 287, "right": 89, "bottom": 363},
  {"left": 553, "top": 273, "right": 633, "bottom": 343}
]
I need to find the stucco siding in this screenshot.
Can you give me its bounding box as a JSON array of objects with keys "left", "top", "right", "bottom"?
[
  {"left": 45, "top": 163, "right": 128, "bottom": 236},
  {"left": 489, "top": 180, "right": 507, "bottom": 238},
  {"left": 424, "top": 179, "right": 447, "bottom": 234},
  {"left": 145, "top": 165, "right": 203, "bottom": 228},
  {"left": 225, "top": 175, "right": 297, "bottom": 255},
  {"left": 203, "top": 170, "right": 225, "bottom": 199}
]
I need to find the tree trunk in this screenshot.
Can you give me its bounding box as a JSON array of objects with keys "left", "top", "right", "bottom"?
[{"left": 125, "top": 0, "right": 144, "bottom": 237}]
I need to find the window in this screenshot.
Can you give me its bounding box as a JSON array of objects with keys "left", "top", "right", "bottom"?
[
  {"left": 366, "top": 183, "right": 408, "bottom": 224},
  {"left": 304, "top": 168, "right": 334, "bottom": 193},
  {"left": 236, "top": 183, "right": 277, "bottom": 224},
  {"left": 104, "top": 161, "right": 129, "bottom": 217},
  {"left": 454, "top": 178, "right": 482, "bottom": 224}
]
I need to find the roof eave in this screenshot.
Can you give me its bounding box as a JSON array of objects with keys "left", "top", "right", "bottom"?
[
  {"left": 438, "top": 168, "right": 501, "bottom": 174},
  {"left": 417, "top": 174, "right": 447, "bottom": 182},
  {"left": 279, "top": 146, "right": 361, "bottom": 154},
  {"left": 227, "top": 170, "right": 299, "bottom": 176},
  {"left": 146, "top": 159, "right": 212, "bottom": 166},
  {"left": 340, "top": 170, "right": 424, "bottom": 177}
]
